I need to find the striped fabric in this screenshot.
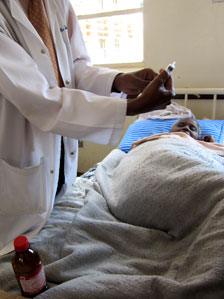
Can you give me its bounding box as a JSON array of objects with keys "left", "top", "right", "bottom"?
[{"left": 119, "top": 119, "right": 224, "bottom": 153}]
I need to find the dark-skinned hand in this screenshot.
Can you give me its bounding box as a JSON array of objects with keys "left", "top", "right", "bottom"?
[
  {"left": 112, "top": 68, "right": 158, "bottom": 97},
  {"left": 126, "top": 70, "right": 173, "bottom": 116},
  {"left": 203, "top": 135, "right": 215, "bottom": 143}
]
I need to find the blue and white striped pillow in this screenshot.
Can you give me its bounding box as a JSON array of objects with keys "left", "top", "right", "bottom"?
[{"left": 119, "top": 119, "right": 224, "bottom": 153}]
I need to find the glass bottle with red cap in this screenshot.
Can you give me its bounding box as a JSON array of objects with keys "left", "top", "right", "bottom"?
[{"left": 11, "top": 235, "right": 48, "bottom": 298}]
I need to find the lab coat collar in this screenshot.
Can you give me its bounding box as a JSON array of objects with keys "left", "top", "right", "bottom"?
[
  {"left": 7, "top": 0, "right": 57, "bottom": 43},
  {"left": 44, "top": 0, "right": 58, "bottom": 37},
  {"left": 8, "top": 0, "right": 34, "bottom": 31}
]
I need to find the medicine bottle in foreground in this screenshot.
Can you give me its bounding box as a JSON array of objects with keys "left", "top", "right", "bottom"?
[{"left": 11, "top": 235, "right": 48, "bottom": 298}]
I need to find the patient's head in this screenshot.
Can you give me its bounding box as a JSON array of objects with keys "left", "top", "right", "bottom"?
[{"left": 170, "top": 117, "right": 200, "bottom": 140}]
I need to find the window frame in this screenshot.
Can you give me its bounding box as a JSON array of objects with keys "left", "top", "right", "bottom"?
[{"left": 74, "top": 4, "right": 144, "bottom": 69}]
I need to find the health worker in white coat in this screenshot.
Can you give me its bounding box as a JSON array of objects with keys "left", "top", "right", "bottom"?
[{"left": 0, "top": 0, "right": 173, "bottom": 255}]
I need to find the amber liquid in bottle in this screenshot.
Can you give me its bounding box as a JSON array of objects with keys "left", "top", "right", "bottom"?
[{"left": 11, "top": 235, "right": 48, "bottom": 298}]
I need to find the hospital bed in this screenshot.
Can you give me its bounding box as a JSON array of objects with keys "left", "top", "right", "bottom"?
[{"left": 1, "top": 89, "right": 224, "bottom": 299}]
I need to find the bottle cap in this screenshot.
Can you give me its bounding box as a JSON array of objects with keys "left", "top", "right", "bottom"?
[{"left": 14, "top": 235, "right": 29, "bottom": 252}]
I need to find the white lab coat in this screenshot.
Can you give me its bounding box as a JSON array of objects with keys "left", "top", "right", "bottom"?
[{"left": 0, "top": 0, "right": 127, "bottom": 255}]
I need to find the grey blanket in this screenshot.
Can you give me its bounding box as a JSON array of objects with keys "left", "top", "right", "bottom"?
[
  {"left": 97, "top": 136, "right": 224, "bottom": 238},
  {"left": 1, "top": 138, "right": 224, "bottom": 299}
]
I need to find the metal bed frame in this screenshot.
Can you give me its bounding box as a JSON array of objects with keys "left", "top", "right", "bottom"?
[{"left": 173, "top": 88, "right": 224, "bottom": 119}]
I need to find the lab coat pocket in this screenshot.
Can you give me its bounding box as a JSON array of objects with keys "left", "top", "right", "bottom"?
[{"left": 0, "top": 158, "right": 46, "bottom": 215}]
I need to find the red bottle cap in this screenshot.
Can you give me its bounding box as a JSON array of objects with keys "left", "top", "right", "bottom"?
[{"left": 14, "top": 235, "right": 29, "bottom": 252}]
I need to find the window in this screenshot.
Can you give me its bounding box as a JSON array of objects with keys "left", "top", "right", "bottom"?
[{"left": 70, "top": 0, "right": 143, "bottom": 66}]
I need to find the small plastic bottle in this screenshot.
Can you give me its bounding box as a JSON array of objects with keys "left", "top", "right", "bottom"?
[{"left": 11, "top": 235, "right": 48, "bottom": 298}]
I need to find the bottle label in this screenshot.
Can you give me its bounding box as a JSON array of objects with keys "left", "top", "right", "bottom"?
[{"left": 19, "top": 265, "right": 46, "bottom": 295}]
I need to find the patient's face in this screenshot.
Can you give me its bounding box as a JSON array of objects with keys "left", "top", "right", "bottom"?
[{"left": 171, "top": 118, "right": 199, "bottom": 140}]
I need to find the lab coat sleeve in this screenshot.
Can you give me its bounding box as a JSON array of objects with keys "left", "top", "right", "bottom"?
[
  {"left": 0, "top": 33, "right": 127, "bottom": 145},
  {"left": 67, "top": 4, "right": 120, "bottom": 96}
]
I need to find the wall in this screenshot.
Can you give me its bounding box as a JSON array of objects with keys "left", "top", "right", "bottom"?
[{"left": 144, "top": 0, "right": 224, "bottom": 88}]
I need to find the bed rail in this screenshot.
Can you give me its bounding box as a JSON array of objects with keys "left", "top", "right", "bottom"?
[{"left": 173, "top": 88, "right": 224, "bottom": 119}]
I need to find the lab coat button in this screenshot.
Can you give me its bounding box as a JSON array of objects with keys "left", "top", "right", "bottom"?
[
  {"left": 65, "top": 80, "right": 70, "bottom": 85},
  {"left": 50, "top": 169, "right": 54, "bottom": 174},
  {"left": 60, "top": 25, "right": 68, "bottom": 32},
  {"left": 41, "top": 49, "right": 46, "bottom": 54},
  {"left": 70, "top": 152, "right": 74, "bottom": 155}
]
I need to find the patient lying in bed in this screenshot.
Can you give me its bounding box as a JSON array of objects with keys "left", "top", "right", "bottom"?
[
  {"left": 131, "top": 117, "right": 224, "bottom": 156},
  {"left": 97, "top": 116, "right": 224, "bottom": 239}
]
